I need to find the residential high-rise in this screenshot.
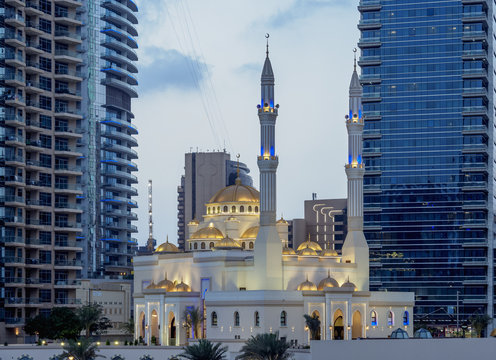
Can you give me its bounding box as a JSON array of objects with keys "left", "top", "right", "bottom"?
[
  {"left": 177, "top": 151, "right": 252, "bottom": 249},
  {"left": 358, "top": 0, "right": 494, "bottom": 330},
  {"left": 0, "top": 0, "right": 139, "bottom": 342},
  {"left": 1, "top": 0, "right": 85, "bottom": 342}
]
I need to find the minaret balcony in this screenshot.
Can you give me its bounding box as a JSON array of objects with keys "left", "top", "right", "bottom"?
[
  {"left": 258, "top": 107, "right": 278, "bottom": 115},
  {"left": 345, "top": 163, "right": 364, "bottom": 169},
  {"left": 257, "top": 155, "right": 278, "bottom": 161}
]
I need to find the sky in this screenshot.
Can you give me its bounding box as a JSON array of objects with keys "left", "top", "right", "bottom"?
[{"left": 133, "top": 0, "right": 360, "bottom": 246}]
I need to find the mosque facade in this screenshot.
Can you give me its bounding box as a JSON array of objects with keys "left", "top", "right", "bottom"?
[{"left": 132, "top": 49, "right": 414, "bottom": 346}]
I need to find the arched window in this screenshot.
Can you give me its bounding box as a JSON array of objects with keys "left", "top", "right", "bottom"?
[
  {"left": 403, "top": 311, "right": 409, "bottom": 326},
  {"left": 223, "top": 206, "right": 228, "bottom": 213},
  {"left": 248, "top": 206, "right": 252, "bottom": 212},
  {"left": 242, "top": 242, "right": 246, "bottom": 249},
  {"left": 189, "top": 243, "right": 192, "bottom": 250},
  {"left": 232, "top": 205, "right": 236, "bottom": 213},
  {"left": 370, "top": 310, "right": 377, "bottom": 326},
  {"left": 249, "top": 242, "right": 254, "bottom": 249},
  {"left": 280, "top": 311, "right": 287, "bottom": 326},
  {"left": 254, "top": 206, "right": 259, "bottom": 213},
  {"left": 234, "top": 311, "right": 240, "bottom": 326},
  {"left": 201, "top": 242, "right": 205, "bottom": 249},
  {"left": 387, "top": 311, "right": 394, "bottom": 326},
  {"left": 254, "top": 311, "right": 260, "bottom": 327},
  {"left": 211, "top": 311, "right": 218, "bottom": 326},
  {"left": 209, "top": 242, "right": 214, "bottom": 249},
  {"left": 207, "top": 207, "right": 211, "bottom": 214},
  {"left": 240, "top": 206, "right": 245, "bottom": 213},
  {"left": 194, "top": 243, "right": 198, "bottom": 250},
  {"left": 217, "top": 206, "right": 220, "bottom": 213}
]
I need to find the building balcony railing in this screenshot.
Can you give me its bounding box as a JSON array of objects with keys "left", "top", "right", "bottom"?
[
  {"left": 55, "top": 67, "right": 83, "bottom": 78},
  {"left": 5, "top": 318, "right": 24, "bottom": 325},
  {"left": 55, "top": 183, "right": 83, "bottom": 191},
  {"left": 55, "top": 163, "right": 82, "bottom": 172},
  {"left": 2, "top": 256, "right": 25, "bottom": 263},
  {"left": 55, "top": 298, "right": 82, "bottom": 305},
  {"left": 26, "top": 238, "right": 52, "bottom": 246},
  {"left": 3, "top": 236, "right": 25, "bottom": 244},
  {"left": 54, "top": 259, "right": 82, "bottom": 266},
  {"left": 55, "top": 240, "right": 82, "bottom": 247},
  {"left": 54, "top": 279, "right": 81, "bottom": 286},
  {"left": 55, "top": 221, "right": 82, "bottom": 229}
]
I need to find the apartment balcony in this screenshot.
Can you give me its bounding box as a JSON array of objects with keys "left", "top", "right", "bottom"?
[
  {"left": 357, "top": 37, "right": 381, "bottom": 48},
  {"left": 460, "top": 162, "right": 488, "bottom": 173},
  {"left": 25, "top": 100, "right": 45, "bottom": 113},
  {"left": 54, "top": 298, "right": 82, "bottom": 306},
  {"left": 102, "top": 128, "right": 138, "bottom": 145},
  {"left": 54, "top": 0, "right": 83, "bottom": 7},
  {"left": 25, "top": 81, "right": 45, "bottom": 94},
  {"left": 25, "top": 199, "right": 48, "bottom": 210},
  {"left": 462, "top": 124, "right": 487, "bottom": 135},
  {"left": 359, "top": 74, "right": 381, "bottom": 84},
  {"left": 54, "top": 182, "right": 84, "bottom": 194},
  {"left": 104, "top": 260, "right": 132, "bottom": 270},
  {"left": 3, "top": 277, "right": 25, "bottom": 286},
  {"left": 25, "top": 61, "right": 45, "bottom": 75},
  {"left": 54, "top": 163, "right": 83, "bottom": 175},
  {"left": 4, "top": 11, "right": 25, "bottom": 27},
  {"left": 103, "top": 181, "right": 138, "bottom": 195},
  {"left": 101, "top": 77, "right": 138, "bottom": 98},
  {"left": 54, "top": 68, "right": 83, "bottom": 82},
  {"left": 104, "top": 208, "right": 138, "bottom": 220},
  {"left": 102, "top": 141, "right": 138, "bottom": 158},
  {"left": 25, "top": 258, "right": 52, "bottom": 268},
  {"left": 462, "top": 30, "right": 486, "bottom": 41},
  {"left": 1, "top": 72, "right": 25, "bottom": 87},
  {"left": 1, "top": 216, "right": 24, "bottom": 225},
  {"left": 24, "top": 21, "right": 44, "bottom": 36},
  {"left": 2, "top": 256, "right": 25, "bottom": 266},
  {"left": 101, "top": 25, "right": 138, "bottom": 49},
  {"left": 54, "top": 29, "right": 82, "bottom": 45},
  {"left": 25, "top": 238, "right": 51, "bottom": 247},
  {"left": 54, "top": 202, "right": 83, "bottom": 214},
  {"left": 462, "top": 87, "right": 487, "bottom": 98},
  {"left": 101, "top": 157, "right": 138, "bottom": 170},
  {"left": 5, "top": 0, "right": 26, "bottom": 7},
  {"left": 102, "top": 11, "right": 138, "bottom": 36},
  {"left": 54, "top": 221, "right": 83, "bottom": 232},
  {"left": 54, "top": 279, "right": 81, "bottom": 287},
  {"left": 2, "top": 134, "right": 25, "bottom": 146},
  {"left": 2, "top": 154, "right": 25, "bottom": 166},
  {"left": 5, "top": 297, "right": 27, "bottom": 306},
  {"left": 104, "top": 221, "right": 138, "bottom": 232},
  {"left": 54, "top": 240, "right": 83, "bottom": 250},
  {"left": 54, "top": 259, "right": 83, "bottom": 269},
  {"left": 3, "top": 31, "right": 26, "bottom": 47},
  {"left": 101, "top": 117, "right": 138, "bottom": 134},
  {"left": 105, "top": 248, "right": 135, "bottom": 256},
  {"left": 1, "top": 114, "right": 25, "bottom": 127},
  {"left": 55, "top": 10, "right": 83, "bottom": 26},
  {"left": 357, "top": 18, "right": 381, "bottom": 30},
  {"left": 101, "top": 66, "right": 138, "bottom": 86},
  {"left": 358, "top": 0, "right": 381, "bottom": 11},
  {"left": 4, "top": 318, "right": 24, "bottom": 327},
  {"left": 102, "top": 0, "right": 138, "bottom": 23},
  {"left": 101, "top": 195, "right": 138, "bottom": 207},
  {"left": 101, "top": 49, "right": 138, "bottom": 73},
  {"left": 358, "top": 55, "right": 381, "bottom": 66},
  {"left": 54, "top": 49, "right": 83, "bottom": 63},
  {"left": 4, "top": 175, "right": 24, "bottom": 187},
  {"left": 101, "top": 168, "right": 137, "bottom": 182},
  {"left": 101, "top": 36, "right": 138, "bottom": 61},
  {"left": 25, "top": 41, "right": 44, "bottom": 55},
  {"left": 461, "top": 49, "right": 487, "bottom": 60},
  {"left": 462, "top": 258, "right": 488, "bottom": 266},
  {"left": 1, "top": 195, "right": 25, "bottom": 206},
  {"left": 462, "top": 239, "right": 488, "bottom": 247},
  {"left": 54, "top": 88, "right": 82, "bottom": 101},
  {"left": 54, "top": 144, "right": 83, "bottom": 157},
  {"left": 461, "top": 68, "right": 487, "bottom": 79},
  {"left": 461, "top": 143, "right": 487, "bottom": 154},
  {"left": 25, "top": 1, "right": 44, "bottom": 15},
  {"left": 54, "top": 107, "right": 83, "bottom": 119},
  {"left": 5, "top": 51, "right": 25, "bottom": 67}
]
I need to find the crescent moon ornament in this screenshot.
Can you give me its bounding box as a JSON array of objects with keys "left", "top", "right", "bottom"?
[{"left": 266, "top": 33, "right": 270, "bottom": 39}]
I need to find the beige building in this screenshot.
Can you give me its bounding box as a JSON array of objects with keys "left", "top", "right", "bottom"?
[{"left": 76, "top": 279, "right": 132, "bottom": 340}]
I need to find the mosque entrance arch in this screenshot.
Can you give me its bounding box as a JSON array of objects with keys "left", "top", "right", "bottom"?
[
  {"left": 311, "top": 310, "right": 321, "bottom": 340},
  {"left": 168, "top": 312, "right": 176, "bottom": 346},
  {"left": 150, "top": 309, "right": 159, "bottom": 343},
  {"left": 352, "top": 310, "right": 362, "bottom": 339},
  {"left": 333, "top": 310, "right": 344, "bottom": 340},
  {"left": 139, "top": 311, "right": 145, "bottom": 340}
]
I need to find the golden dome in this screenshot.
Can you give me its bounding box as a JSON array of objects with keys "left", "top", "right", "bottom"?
[
  {"left": 156, "top": 273, "right": 174, "bottom": 291},
  {"left": 282, "top": 246, "right": 296, "bottom": 255},
  {"left": 318, "top": 271, "right": 339, "bottom": 290},
  {"left": 320, "top": 248, "right": 339, "bottom": 257},
  {"left": 241, "top": 226, "right": 259, "bottom": 239},
  {"left": 155, "top": 237, "right": 180, "bottom": 253},
  {"left": 296, "top": 235, "right": 322, "bottom": 252},
  {"left": 341, "top": 279, "right": 357, "bottom": 291},
  {"left": 297, "top": 276, "right": 317, "bottom": 291},
  {"left": 190, "top": 223, "right": 224, "bottom": 239},
  {"left": 188, "top": 218, "right": 200, "bottom": 225},
  {"left": 208, "top": 182, "right": 259, "bottom": 203},
  {"left": 276, "top": 216, "right": 288, "bottom": 225},
  {"left": 146, "top": 281, "right": 157, "bottom": 289},
  {"left": 215, "top": 236, "right": 242, "bottom": 250},
  {"left": 299, "top": 247, "right": 318, "bottom": 256},
  {"left": 172, "top": 280, "right": 191, "bottom": 292}
]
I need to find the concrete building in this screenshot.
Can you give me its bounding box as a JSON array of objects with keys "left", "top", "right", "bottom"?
[
  {"left": 176, "top": 151, "right": 252, "bottom": 250},
  {"left": 133, "top": 48, "right": 414, "bottom": 347},
  {"left": 0, "top": 0, "right": 139, "bottom": 343},
  {"left": 358, "top": 0, "right": 495, "bottom": 329},
  {"left": 76, "top": 279, "right": 132, "bottom": 340}
]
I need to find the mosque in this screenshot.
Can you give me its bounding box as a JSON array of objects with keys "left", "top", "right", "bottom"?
[{"left": 132, "top": 46, "right": 414, "bottom": 346}]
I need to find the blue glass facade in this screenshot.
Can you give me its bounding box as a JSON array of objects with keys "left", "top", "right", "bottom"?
[{"left": 358, "top": 0, "right": 494, "bottom": 328}]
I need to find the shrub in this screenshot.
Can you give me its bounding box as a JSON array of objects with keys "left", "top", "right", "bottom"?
[{"left": 106, "top": 340, "right": 111, "bottom": 346}]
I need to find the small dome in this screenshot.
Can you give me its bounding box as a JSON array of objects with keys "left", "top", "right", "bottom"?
[
  {"left": 414, "top": 328, "right": 432, "bottom": 339},
  {"left": 298, "top": 247, "right": 318, "bottom": 256},
  {"left": 282, "top": 246, "right": 296, "bottom": 255},
  {"left": 296, "top": 236, "right": 322, "bottom": 252},
  {"left": 341, "top": 280, "right": 357, "bottom": 291},
  {"left": 276, "top": 216, "right": 288, "bottom": 225},
  {"left": 155, "top": 238, "right": 180, "bottom": 253},
  {"left": 173, "top": 280, "right": 191, "bottom": 292},
  {"left": 156, "top": 274, "right": 174, "bottom": 291},
  {"left": 191, "top": 223, "right": 224, "bottom": 239},
  {"left": 320, "top": 248, "right": 338, "bottom": 257},
  {"left": 188, "top": 218, "right": 199, "bottom": 225},
  {"left": 215, "top": 236, "right": 242, "bottom": 250},
  {"left": 208, "top": 183, "right": 260, "bottom": 203},
  {"left": 297, "top": 277, "right": 317, "bottom": 291},
  {"left": 146, "top": 281, "right": 157, "bottom": 289},
  {"left": 241, "top": 226, "right": 259, "bottom": 239},
  {"left": 318, "top": 272, "right": 339, "bottom": 290},
  {"left": 391, "top": 328, "right": 409, "bottom": 339}
]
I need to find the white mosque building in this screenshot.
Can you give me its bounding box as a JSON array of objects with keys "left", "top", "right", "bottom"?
[{"left": 132, "top": 47, "right": 414, "bottom": 346}]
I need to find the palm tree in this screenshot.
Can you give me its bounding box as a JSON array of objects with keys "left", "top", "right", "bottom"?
[
  {"left": 303, "top": 314, "right": 321, "bottom": 340},
  {"left": 77, "top": 303, "right": 111, "bottom": 338},
  {"left": 120, "top": 318, "right": 134, "bottom": 336},
  {"left": 236, "top": 332, "right": 292, "bottom": 360},
  {"left": 183, "top": 307, "right": 202, "bottom": 339},
  {"left": 179, "top": 339, "right": 227, "bottom": 360},
  {"left": 59, "top": 337, "right": 103, "bottom": 360},
  {"left": 470, "top": 314, "right": 491, "bottom": 337}
]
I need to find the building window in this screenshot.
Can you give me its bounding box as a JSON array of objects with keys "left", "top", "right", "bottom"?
[
  {"left": 371, "top": 310, "right": 377, "bottom": 326},
  {"left": 255, "top": 206, "right": 259, "bottom": 213},
  {"left": 280, "top": 311, "right": 287, "bottom": 326},
  {"left": 211, "top": 312, "right": 217, "bottom": 327},
  {"left": 240, "top": 206, "right": 244, "bottom": 213},
  {"left": 242, "top": 242, "right": 246, "bottom": 249},
  {"left": 387, "top": 311, "right": 394, "bottom": 326},
  {"left": 209, "top": 242, "right": 214, "bottom": 249},
  {"left": 234, "top": 311, "right": 240, "bottom": 327},
  {"left": 189, "top": 243, "right": 192, "bottom": 250},
  {"left": 254, "top": 311, "right": 260, "bottom": 327},
  {"left": 223, "top": 206, "right": 228, "bottom": 213},
  {"left": 248, "top": 206, "right": 252, "bottom": 212},
  {"left": 231, "top": 206, "right": 236, "bottom": 213},
  {"left": 403, "top": 311, "right": 409, "bottom": 326},
  {"left": 249, "top": 242, "right": 254, "bottom": 249},
  {"left": 201, "top": 242, "right": 205, "bottom": 250},
  {"left": 194, "top": 243, "right": 198, "bottom": 250}
]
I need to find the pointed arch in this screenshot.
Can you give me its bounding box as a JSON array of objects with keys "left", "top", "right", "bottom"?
[
  {"left": 352, "top": 310, "right": 362, "bottom": 339},
  {"left": 150, "top": 309, "right": 159, "bottom": 343},
  {"left": 333, "top": 309, "right": 344, "bottom": 340}
]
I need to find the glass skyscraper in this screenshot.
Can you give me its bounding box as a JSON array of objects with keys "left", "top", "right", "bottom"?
[{"left": 358, "top": 0, "right": 494, "bottom": 330}]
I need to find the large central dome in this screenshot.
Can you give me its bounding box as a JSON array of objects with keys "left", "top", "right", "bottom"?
[{"left": 208, "top": 181, "right": 260, "bottom": 204}]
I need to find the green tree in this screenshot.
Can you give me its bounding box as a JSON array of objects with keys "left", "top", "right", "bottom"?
[
  {"left": 179, "top": 339, "right": 227, "bottom": 360},
  {"left": 183, "top": 307, "right": 202, "bottom": 339},
  {"left": 120, "top": 318, "right": 134, "bottom": 336},
  {"left": 59, "top": 337, "right": 103, "bottom": 360},
  {"left": 236, "top": 332, "right": 292, "bottom": 360},
  {"left": 77, "top": 303, "right": 112, "bottom": 338},
  {"left": 470, "top": 314, "right": 491, "bottom": 337},
  {"left": 303, "top": 313, "right": 321, "bottom": 340},
  {"left": 24, "top": 314, "right": 54, "bottom": 340},
  {"left": 24, "top": 308, "right": 81, "bottom": 340}
]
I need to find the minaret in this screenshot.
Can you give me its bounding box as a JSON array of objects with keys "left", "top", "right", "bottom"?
[
  {"left": 146, "top": 179, "right": 156, "bottom": 251},
  {"left": 341, "top": 50, "right": 369, "bottom": 290},
  {"left": 252, "top": 35, "right": 283, "bottom": 290}
]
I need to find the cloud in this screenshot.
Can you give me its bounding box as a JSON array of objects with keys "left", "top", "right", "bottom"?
[
  {"left": 138, "top": 47, "right": 208, "bottom": 92},
  {"left": 268, "top": 0, "right": 350, "bottom": 28},
  {"left": 236, "top": 62, "right": 260, "bottom": 75}
]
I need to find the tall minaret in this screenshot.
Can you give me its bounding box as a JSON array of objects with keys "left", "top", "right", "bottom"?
[
  {"left": 341, "top": 50, "right": 369, "bottom": 290},
  {"left": 146, "top": 179, "right": 156, "bottom": 252},
  {"left": 252, "top": 35, "right": 283, "bottom": 290}
]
